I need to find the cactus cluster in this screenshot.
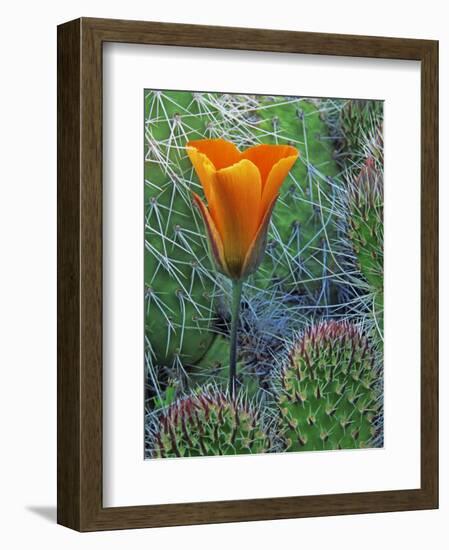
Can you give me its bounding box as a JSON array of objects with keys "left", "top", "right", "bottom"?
[
  {"left": 149, "top": 388, "right": 271, "bottom": 458},
  {"left": 278, "top": 320, "right": 380, "bottom": 451},
  {"left": 144, "top": 91, "right": 343, "bottom": 399},
  {"left": 146, "top": 320, "right": 381, "bottom": 457},
  {"left": 144, "top": 90, "right": 384, "bottom": 458},
  {"left": 334, "top": 115, "right": 384, "bottom": 341}
]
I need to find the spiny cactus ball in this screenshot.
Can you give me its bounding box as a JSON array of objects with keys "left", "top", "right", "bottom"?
[
  {"left": 152, "top": 388, "right": 271, "bottom": 458},
  {"left": 347, "top": 154, "right": 383, "bottom": 293},
  {"left": 279, "top": 320, "right": 380, "bottom": 452},
  {"left": 338, "top": 99, "right": 383, "bottom": 176}
]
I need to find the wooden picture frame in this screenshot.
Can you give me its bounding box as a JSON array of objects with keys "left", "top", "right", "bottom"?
[{"left": 57, "top": 17, "right": 438, "bottom": 531}]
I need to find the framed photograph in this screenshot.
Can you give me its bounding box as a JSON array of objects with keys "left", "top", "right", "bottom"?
[{"left": 57, "top": 17, "right": 438, "bottom": 531}]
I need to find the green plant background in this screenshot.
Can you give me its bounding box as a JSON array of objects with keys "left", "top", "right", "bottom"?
[{"left": 144, "top": 90, "right": 384, "bottom": 458}]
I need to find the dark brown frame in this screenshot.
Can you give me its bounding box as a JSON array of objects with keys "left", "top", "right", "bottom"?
[{"left": 57, "top": 17, "right": 438, "bottom": 532}]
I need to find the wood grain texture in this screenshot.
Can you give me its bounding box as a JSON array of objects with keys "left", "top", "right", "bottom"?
[
  {"left": 420, "top": 40, "right": 439, "bottom": 504},
  {"left": 57, "top": 17, "right": 439, "bottom": 532},
  {"left": 57, "top": 19, "right": 81, "bottom": 531}
]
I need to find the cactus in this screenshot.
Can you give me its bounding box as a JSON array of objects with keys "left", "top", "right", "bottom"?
[
  {"left": 188, "top": 334, "right": 231, "bottom": 389},
  {"left": 144, "top": 91, "right": 385, "bottom": 456},
  {"left": 144, "top": 91, "right": 265, "bottom": 399},
  {"left": 148, "top": 387, "right": 271, "bottom": 458},
  {"left": 323, "top": 99, "right": 384, "bottom": 341},
  {"left": 347, "top": 155, "right": 383, "bottom": 330},
  {"left": 251, "top": 98, "right": 341, "bottom": 304},
  {"left": 145, "top": 91, "right": 218, "bottom": 373},
  {"left": 144, "top": 91, "right": 346, "bottom": 398},
  {"left": 326, "top": 99, "right": 383, "bottom": 178},
  {"left": 338, "top": 120, "right": 384, "bottom": 339},
  {"left": 278, "top": 320, "right": 380, "bottom": 451}
]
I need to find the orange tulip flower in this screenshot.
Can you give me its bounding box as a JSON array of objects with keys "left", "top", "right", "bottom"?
[{"left": 187, "top": 138, "right": 299, "bottom": 280}]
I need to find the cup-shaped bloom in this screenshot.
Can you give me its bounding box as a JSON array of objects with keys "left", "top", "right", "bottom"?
[{"left": 187, "top": 138, "right": 299, "bottom": 280}]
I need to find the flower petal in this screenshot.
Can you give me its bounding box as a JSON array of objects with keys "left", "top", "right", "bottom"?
[
  {"left": 241, "top": 194, "right": 279, "bottom": 278},
  {"left": 242, "top": 144, "right": 299, "bottom": 186},
  {"left": 192, "top": 193, "right": 229, "bottom": 276},
  {"left": 213, "top": 159, "right": 262, "bottom": 279},
  {"left": 186, "top": 146, "right": 217, "bottom": 208},
  {"left": 187, "top": 138, "right": 241, "bottom": 170},
  {"left": 260, "top": 153, "right": 299, "bottom": 215}
]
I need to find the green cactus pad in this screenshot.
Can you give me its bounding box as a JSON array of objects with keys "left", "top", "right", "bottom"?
[
  {"left": 151, "top": 388, "right": 271, "bottom": 457},
  {"left": 347, "top": 151, "right": 384, "bottom": 334},
  {"left": 253, "top": 98, "right": 341, "bottom": 299},
  {"left": 145, "top": 91, "right": 226, "bottom": 369},
  {"left": 279, "top": 320, "right": 380, "bottom": 451}
]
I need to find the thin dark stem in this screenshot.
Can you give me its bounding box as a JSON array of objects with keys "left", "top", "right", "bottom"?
[{"left": 229, "top": 279, "right": 243, "bottom": 399}]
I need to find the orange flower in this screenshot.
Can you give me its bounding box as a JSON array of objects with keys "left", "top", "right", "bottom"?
[{"left": 187, "top": 138, "right": 299, "bottom": 280}]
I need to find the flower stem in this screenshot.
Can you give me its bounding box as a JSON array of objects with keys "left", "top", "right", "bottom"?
[{"left": 229, "top": 279, "right": 243, "bottom": 399}]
